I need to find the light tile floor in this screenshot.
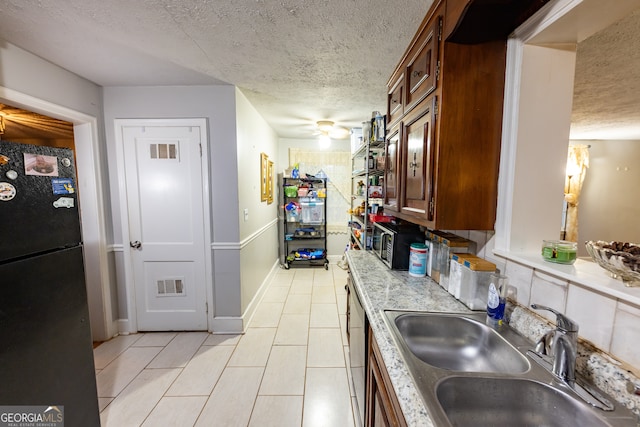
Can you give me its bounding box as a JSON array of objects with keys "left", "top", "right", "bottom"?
[{"left": 95, "top": 264, "right": 357, "bottom": 427}]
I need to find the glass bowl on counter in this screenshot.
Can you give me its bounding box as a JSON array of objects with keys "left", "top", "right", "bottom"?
[
  {"left": 585, "top": 240, "right": 640, "bottom": 287},
  {"left": 541, "top": 240, "right": 577, "bottom": 264}
]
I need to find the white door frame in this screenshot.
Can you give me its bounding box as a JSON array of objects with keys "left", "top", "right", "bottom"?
[
  {"left": 114, "top": 118, "right": 213, "bottom": 333},
  {"left": 0, "top": 86, "right": 116, "bottom": 341}
]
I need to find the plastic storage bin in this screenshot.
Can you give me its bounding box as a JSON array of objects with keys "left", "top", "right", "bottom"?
[
  {"left": 299, "top": 197, "right": 324, "bottom": 224},
  {"left": 426, "top": 231, "right": 448, "bottom": 283},
  {"left": 458, "top": 257, "right": 497, "bottom": 310},
  {"left": 447, "top": 253, "right": 479, "bottom": 299},
  {"left": 439, "top": 235, "right": 476, "bottom": 290}
]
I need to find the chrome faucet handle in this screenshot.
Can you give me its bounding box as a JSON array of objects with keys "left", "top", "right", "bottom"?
[
  {"left": 534, "top": 330, "right": 555, "bottom": 356},
  {"left": 531, "top": 304, "right": 579, "bottom": 333}
]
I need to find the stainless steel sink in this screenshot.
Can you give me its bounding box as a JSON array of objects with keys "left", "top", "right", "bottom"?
[
  {"left": 382, "top": 310, "right": 638, "bottom": 427},
  {"left": 393, "top": 313, "right": 529, "bottom": 373},
  {"left": 436, "top": 376, "right": 611, "bottom": 427}
]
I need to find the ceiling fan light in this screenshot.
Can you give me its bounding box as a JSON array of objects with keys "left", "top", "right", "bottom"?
[
  {"left": 316, "top": 120, "right": 334, "bottom": 132},
  {"left": 319, "top": 133, "right": 331, "bottom": 148}
]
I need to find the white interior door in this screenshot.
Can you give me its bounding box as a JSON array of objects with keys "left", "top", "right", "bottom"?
[{"left": 122, "top": 122, "right": 208, "bottom": 331}]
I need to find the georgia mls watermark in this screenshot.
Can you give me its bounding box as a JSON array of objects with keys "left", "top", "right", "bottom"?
[{"left": 0, "top": 406, "right": 64, "bottom": 427}]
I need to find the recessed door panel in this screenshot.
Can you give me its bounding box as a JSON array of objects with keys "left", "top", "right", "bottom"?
[
  {"left": 122, "top": 122, "right": 208, "bottom": 331},
  {"left": 401, "top": 97, "right": 436, "bottom": 219}
]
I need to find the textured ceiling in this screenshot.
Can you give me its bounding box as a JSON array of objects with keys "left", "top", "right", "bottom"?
[
  {"left": 571, "top": 7, "right": 640, "bottom": 140},
  {"left": 0, "top": 0, "right": 433, "bottom": 140},
  {"left": 0, "top": 0, "right": 638, "bottom": 140}
]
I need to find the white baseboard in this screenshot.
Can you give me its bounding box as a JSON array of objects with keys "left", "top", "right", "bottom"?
[{"left": 209, "top": 316, "right": 245, "bottom": 334}]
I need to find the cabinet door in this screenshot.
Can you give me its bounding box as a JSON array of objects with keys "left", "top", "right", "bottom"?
[
  {"left": 405, "top": 16, "right": 441, "bottom": 111},
  {"left": 366, "top": 329, "right": 406, "bottom": 427},
  {"left": 387, "top": 72, "right": 404, "bottom": 128},
  {"left": 400, "top": 97, "right": 436, "bottom": 220},
  {"left": 383, "top": 126, "right": 400, "bottom": 212}
]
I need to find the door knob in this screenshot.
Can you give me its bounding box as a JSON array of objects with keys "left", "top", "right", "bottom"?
[{"left": 130, "top": 240, "right": 142, "bottom": 249}]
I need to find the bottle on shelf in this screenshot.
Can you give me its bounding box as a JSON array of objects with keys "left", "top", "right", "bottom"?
[{"left": 372, "top": 111, "right": 385, "bottom": 142}]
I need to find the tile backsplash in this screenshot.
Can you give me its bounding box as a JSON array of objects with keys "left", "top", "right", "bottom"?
[
  {"left": 442, "top": 229, "right": 640, "bottom": 418},
  {"left": 502, "top": 256, "right": 640, "bottom": 373},
  {"left": 448, "top": 229, "right": 640, "bottom": 374}
]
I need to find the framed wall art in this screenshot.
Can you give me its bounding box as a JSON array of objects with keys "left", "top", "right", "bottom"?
[
  {"left": 260, "top": 152, "right": 268, "bottom": 201},
  {"left": 267, "top": 160, "right": 274, "bottom": 204}
]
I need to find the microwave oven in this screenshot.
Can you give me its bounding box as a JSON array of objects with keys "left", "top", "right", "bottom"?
[{"left": 372, "top": 222, "right": 425, "bottom": 270}]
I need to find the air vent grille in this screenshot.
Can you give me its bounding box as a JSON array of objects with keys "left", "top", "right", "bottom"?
[
  {"left": 150, "top": 143, "right": 178, "bottom": 159},
  {"left": 157, "top": 279, "right": 185, "bottom": 296}
]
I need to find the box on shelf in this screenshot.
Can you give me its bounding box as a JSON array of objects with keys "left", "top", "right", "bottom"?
[
  {"left": 368, "top": 213, "right": 394, "bottom": 223},
  {"left": 368, "top": 186, "right": 383, "bottom": 198}
]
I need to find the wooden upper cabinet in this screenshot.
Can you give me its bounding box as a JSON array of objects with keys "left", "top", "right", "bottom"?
[
  {"left": 386, "top": 73, "right": 404, "bottom": 128},
  {"left": 400, "top": 97, "right": 436, "bottom": 219},
  {"left": 383, "top": 125, "right": 400, "bottom": 211},
  {"left": 405, "top": 17, "right": 441, "bottom": 111},
  {"left": 383, "top": 0, "right": 511, "bottom": 230}
]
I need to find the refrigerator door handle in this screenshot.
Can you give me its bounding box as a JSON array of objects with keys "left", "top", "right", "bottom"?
[{"left": 130, "top": 240, "right": 142, "bottom": 250}]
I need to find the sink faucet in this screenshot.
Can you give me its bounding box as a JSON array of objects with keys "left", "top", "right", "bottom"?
[{"left": 531, "top": 304, "right": 579, "bottom": 386}]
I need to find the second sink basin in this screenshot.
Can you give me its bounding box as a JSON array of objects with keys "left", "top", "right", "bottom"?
[
  {"left": 436, "top": 376, "right": 612, "bottom": 427},
  {"left": 393, "top": 312, "right": 529, "bottom": 374}
]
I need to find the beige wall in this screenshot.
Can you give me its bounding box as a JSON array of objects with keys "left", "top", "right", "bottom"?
[{"left": 574, "top": 139, "right": 640, "bottom": 256}]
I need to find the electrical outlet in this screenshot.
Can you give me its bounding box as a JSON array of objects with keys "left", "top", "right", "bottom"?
[{"left": 244, "top": 208, "right": 249, "bottom": 221}]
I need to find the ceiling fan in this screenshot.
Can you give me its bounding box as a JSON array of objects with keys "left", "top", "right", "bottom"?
[{"left": 312, "top": 121, "right": 350, "bottom": 147}]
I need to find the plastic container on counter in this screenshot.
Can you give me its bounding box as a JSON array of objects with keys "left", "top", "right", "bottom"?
[
  {"left": 439, "top": 235, "right": 476, "bottom": 290},
  {"left": 541, "top": 240, "right": 577, "bottom": 264},
  {"left": 447, "top": 253, "right": 481, "bottom": 299},
  {"left": 426, "top": 230, "right": 449, "bottom": 283},
  {"left": 408, "top": 243, "right": 428, "bottom": 277},
  {"left": 458, "top": 257, "right": 497, "bottom": 310}
]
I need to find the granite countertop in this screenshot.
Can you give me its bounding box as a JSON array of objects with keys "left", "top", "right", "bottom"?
[
  {"left": 346, "top": 250, "right": 469, "bottom": 426},
  {"left": 345, "top": 249, "right": 640, "bottom": 426}
]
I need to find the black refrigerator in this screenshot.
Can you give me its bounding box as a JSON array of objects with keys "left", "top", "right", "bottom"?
[{"left": 0, "top": 141, "right": 100, "bottom": 426}]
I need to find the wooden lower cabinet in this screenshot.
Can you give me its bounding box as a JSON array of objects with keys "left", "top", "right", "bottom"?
[{"left": 366, "top": 327, "right": 407, "bottom": 427}]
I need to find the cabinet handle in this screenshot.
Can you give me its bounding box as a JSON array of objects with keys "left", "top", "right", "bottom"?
[
  {"left": 409, "top": 152, "right": 419, "bottom": 177},
  {"left": 412, "top": 70, "right": 422, "bottom": 78},
  {"left": 392, "top": 98, "right": 398, "bottom": 104}
]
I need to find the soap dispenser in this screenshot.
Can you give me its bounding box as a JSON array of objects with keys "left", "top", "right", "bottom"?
[{"left": 486, "top": 274, "right": 508, "bottom": 326}]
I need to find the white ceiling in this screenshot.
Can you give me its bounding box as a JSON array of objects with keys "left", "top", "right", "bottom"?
[
  {"left": 0, "top": 0, "right": 639, "bottom": 140},
  {"left": 0, "top": 0, "right": 433, "bottom": 140}
]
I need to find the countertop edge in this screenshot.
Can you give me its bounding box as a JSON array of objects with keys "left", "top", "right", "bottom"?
[
  {"left": 347, "top": 249, "right": 640, "bottom": 425},
  {"left": 346, "top": 250, "right": 469, "bottom": 426}
]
